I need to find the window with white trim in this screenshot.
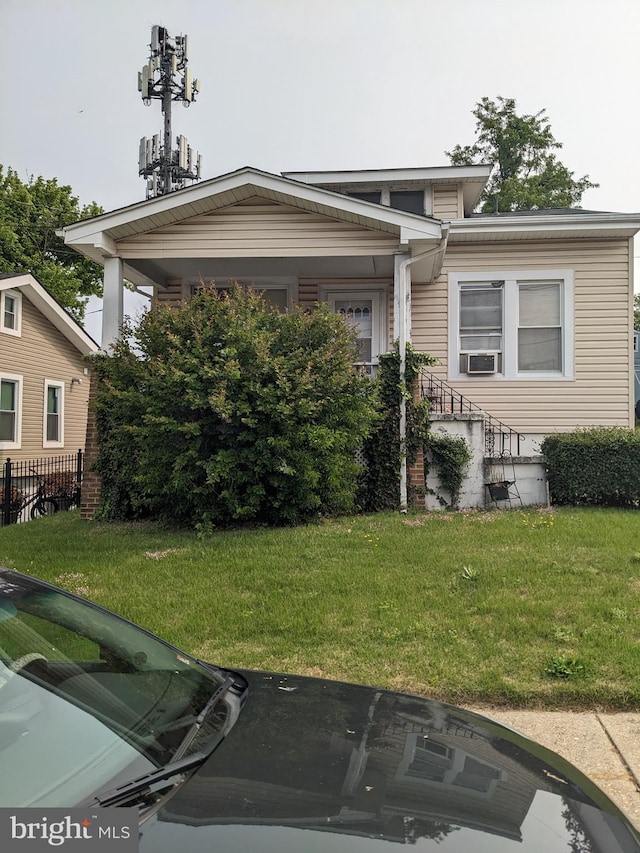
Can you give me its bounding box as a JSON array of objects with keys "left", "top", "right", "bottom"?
[
  {"left": 321, "top": 287, "right": 387, "bottom": 372},
  {"left": 0, "top": 374, "right": 22, "bottom": 448},
  {"left": 43, "top": 380, "right": 64, "bottom": 447},
  {"left": 188, "top": 279, "right": 295, "bottom": 312},
  {"left": 449, "top": 270, "right": 574, "bottom": 380},
  {"left": 1, "top": 290, "right": 21, "bottom": 336},
  {"left": 397, "top": 733, "right": 506, "bottom": 796}
]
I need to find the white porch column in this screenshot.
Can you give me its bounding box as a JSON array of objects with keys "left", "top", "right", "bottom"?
[
  {"left": 102, "top": 256, "right": 124, "bottom": 349},
  {"left": 393, "top": 252, "right": 411, "bottom": 342},
  {"left": 394, "top": 252, "right": 411, "bottom": 511}
]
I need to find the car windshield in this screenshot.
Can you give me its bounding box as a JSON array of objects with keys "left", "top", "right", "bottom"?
[{"left": 0, "top": 572, "right": 232, "bottom": 808}]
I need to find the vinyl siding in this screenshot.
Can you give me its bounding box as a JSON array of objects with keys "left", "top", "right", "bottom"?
[
  {"left": 154, "top": 278, "right": 184, "bottom": 309},
  {"left": 432, "top": 185, "right": 462, "bottom": 220},
  {"left": 0, "top": 296, "right": 89, "bottom": 461},
  {"left": 411, "top": 238, "right": 633, "bottom": 433},
  {"left": 119, "top": 198, "right": 399, "bottom": 259}
]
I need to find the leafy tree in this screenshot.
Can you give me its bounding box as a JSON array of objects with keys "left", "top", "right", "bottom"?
[
  {"left": 0, "top": 165, "right": 103, "bottom": 320},
  {"left": 446, "top": 96, "right": 597, "bottom": 213},
  {"left": 634, "top": 292, "right": 640, "bottom": 331},
  {"left": 93, "top": 284, "right": 378, "bottom": 527}
]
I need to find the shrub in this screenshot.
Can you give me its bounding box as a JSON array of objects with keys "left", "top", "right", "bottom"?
[
  {"left": 541, "top": 427, "right": 640, "bottom": 506},
  {"left": 0, "top": 486, "right": 25, "bottom": 512},
  {"left": 92, "top": 284, "right": 378, "bottom": 527},
  {"left": 42, "top": 471, "right": 77, "bottom": 498}
]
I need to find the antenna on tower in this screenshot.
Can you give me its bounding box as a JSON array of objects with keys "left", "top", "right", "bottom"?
[{"left": 137, "top": 25, "right": 202, "bottom": 199}]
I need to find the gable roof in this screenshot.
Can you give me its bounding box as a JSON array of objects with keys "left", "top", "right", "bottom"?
[
  {"left": 60, "top": 166, "right": 444, "bottom": 270},
  {"left": 0, "top": 273, "right": 99, "bottom": 355}
]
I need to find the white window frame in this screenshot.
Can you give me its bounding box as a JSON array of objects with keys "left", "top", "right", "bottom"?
[
  {"left": 320, "top": 284, "right": 388, "bottom": 369},
  {"left": 0, "top": 373, "right": 23, "bottom": 450},
  {"left": 185, "top": 277, "right": 298, "bottom": 310},
  {"left": 1, "top": 289, "right": 22, "bottom": 337},
  {"left": 43, "top": 379, "right": 65, "bottom": 448},
  {"left": 396, "top": 733, "right": 506, "bottom": 798},
  {"left": 448, "top": 270, "right": 574, "bottom": 381}
]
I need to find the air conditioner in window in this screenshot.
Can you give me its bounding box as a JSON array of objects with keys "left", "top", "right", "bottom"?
[{"left": 464, "top": 353, "right": 499, "bottom": 374}]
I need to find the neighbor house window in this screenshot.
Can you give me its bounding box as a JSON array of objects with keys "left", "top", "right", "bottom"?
[
  {"left": 43, "top": 380, "right": 64, "bottom": 447},
  {"left": 321, "top": 286, "right": 387, "bottom": 373},
  {"left": 1, "top": 290, "right": 21, "bottom": 336},
  {"left": 448, "top": 270, "right": 573, "bottom": 380},
  {"left": 0, "top": 375, "right": 21, "bottom": 448}
]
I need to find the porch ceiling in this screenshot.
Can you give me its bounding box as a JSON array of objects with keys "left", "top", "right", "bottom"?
[{"left": 126, "top": 254, "right": 397, "bottom": 288}]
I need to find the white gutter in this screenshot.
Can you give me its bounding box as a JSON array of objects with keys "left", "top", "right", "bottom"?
[{"left": 397, "top": 223, "right": 450, "bottom": 510}]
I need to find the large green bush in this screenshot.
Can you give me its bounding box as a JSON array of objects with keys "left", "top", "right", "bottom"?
[
  {"left": 541, "top": 427, "right": 640, "bottom": 506},
  {"left": 92, "top": 285, "right": 377, "bottom": 527}
]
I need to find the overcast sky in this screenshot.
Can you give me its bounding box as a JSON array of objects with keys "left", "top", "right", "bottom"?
[{"left": 2, "top": 0, "right": 639, "bottom": 341}]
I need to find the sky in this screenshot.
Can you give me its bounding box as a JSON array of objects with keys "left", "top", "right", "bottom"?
[{"left": 2, "top": 0, "right": 640, "bottom": 342}]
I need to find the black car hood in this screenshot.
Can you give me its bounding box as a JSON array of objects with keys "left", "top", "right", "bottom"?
[{"left": 140, "top": 671, "right": 640, "bottom": 852}]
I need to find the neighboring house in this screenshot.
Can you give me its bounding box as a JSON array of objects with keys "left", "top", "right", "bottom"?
[
  {"left": 0, "top": 273, "right": 99, "bottom": 462},
  {"left": 60, "top": 165, "right": 640, "bottom": 506}
]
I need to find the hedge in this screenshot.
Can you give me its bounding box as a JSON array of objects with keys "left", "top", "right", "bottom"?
[{"left": 541, "top": 427, "right": 640, "bottom": 506}]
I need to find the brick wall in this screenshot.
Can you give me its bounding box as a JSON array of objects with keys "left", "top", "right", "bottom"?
[{"left": 79, "top": 368, "right": 101, "bottom": 520}]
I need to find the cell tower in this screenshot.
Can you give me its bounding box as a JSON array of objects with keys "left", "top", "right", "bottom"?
[{"left": 137, "top": 25, "right": 202, "bottom": 199}]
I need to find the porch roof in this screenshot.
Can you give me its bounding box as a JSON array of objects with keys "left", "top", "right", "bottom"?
[{"left": 60, "top": 166, "right": 444, "bottom": 267}]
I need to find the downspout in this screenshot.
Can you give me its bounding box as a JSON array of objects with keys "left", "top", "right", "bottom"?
[{"left": 397, "top": 223, "right": 450, "bottom": 510}]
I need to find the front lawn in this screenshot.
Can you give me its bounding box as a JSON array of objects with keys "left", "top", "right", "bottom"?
[{"left": 1, "top": 507, "right": 639, "bottom": 709}]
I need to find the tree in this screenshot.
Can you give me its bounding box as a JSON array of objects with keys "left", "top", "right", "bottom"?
[
  {"left": 634, "top": 293, "right": 640, "bottom": 331},
  {"left": 93, "top": 284, "right": 378, "bottom": 527},
  {"left": 446, "top": 97, "right": 597, "bottom": 213},
  {"left": 0, "top": 166, "right": 103, "bottom": 320}
]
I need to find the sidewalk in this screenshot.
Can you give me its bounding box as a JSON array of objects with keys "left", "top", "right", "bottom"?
[{"left": 472, "top": 709, "right": 640, "bottom": 829}]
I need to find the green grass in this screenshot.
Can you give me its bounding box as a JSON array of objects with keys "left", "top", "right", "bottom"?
[{"left": 1, "top": 507, "right": 640, "bottom": 710}]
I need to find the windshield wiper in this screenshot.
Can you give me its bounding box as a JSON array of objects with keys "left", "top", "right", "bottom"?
[
  {"left": 89, "top": 751, "right": 212, "bottom": 808},
  {"left": 89, "top": 675, "right": 236, "bottom": 808},
  {"left": 171, "top": 674, "right": 236, "bottom": 761}
]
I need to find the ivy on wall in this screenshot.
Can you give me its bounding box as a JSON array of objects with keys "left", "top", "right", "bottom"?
[
  {"left": 424, "top": 432, "right": 472, "bottom": 509},
  {"left": 359, "top": 344, "right": 436, "bottom": 511}
]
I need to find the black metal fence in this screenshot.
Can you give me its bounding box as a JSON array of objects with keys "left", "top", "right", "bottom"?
[{"left": 1, "top": 451, "right": 84, "bottom": 527}]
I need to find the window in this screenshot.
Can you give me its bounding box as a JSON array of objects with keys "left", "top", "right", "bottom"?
[
  {"left": 345, "top": 191, "right": 381, "bottom": 204},
  {"left": 390, "top": 190, "right": 424, "bottom": 215},
  {"left": 188, "top": 279, "right": 295, "bottom": 312},
  {"left": 397, "top": 733, "right": 506, "bottom": 796},
  {"left": 449, "top": 270, "right": 574, "bottom": 380},
  {"left": 1, "top": 290, "right": 21, "bottom": 336},
  {"left": 518, "top": 281, "right": 561, "bottom": 371},
  {"left": 0, "top": 375, "right": 21, "bottom": 448},
  {"left": 321, "top": 287, "right": 387, "bottom": 372},
  {"left": 459, "top": 283, "right": 503, "bottom": 353},
  {"left": 43, "top": 381, "right": 64, "bottom": 447}
]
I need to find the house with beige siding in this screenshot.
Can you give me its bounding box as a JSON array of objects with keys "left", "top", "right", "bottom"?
[
  {"left": 0, "top": 273, "right": 98, "bottom": 462},
  {"left": 60, "top": 165, "right": 640, "bottom": 507}
]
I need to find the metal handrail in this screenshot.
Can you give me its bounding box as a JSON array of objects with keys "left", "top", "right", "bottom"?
[{"left": 420, "top": 370, "right": 524, "bottom": 457}]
